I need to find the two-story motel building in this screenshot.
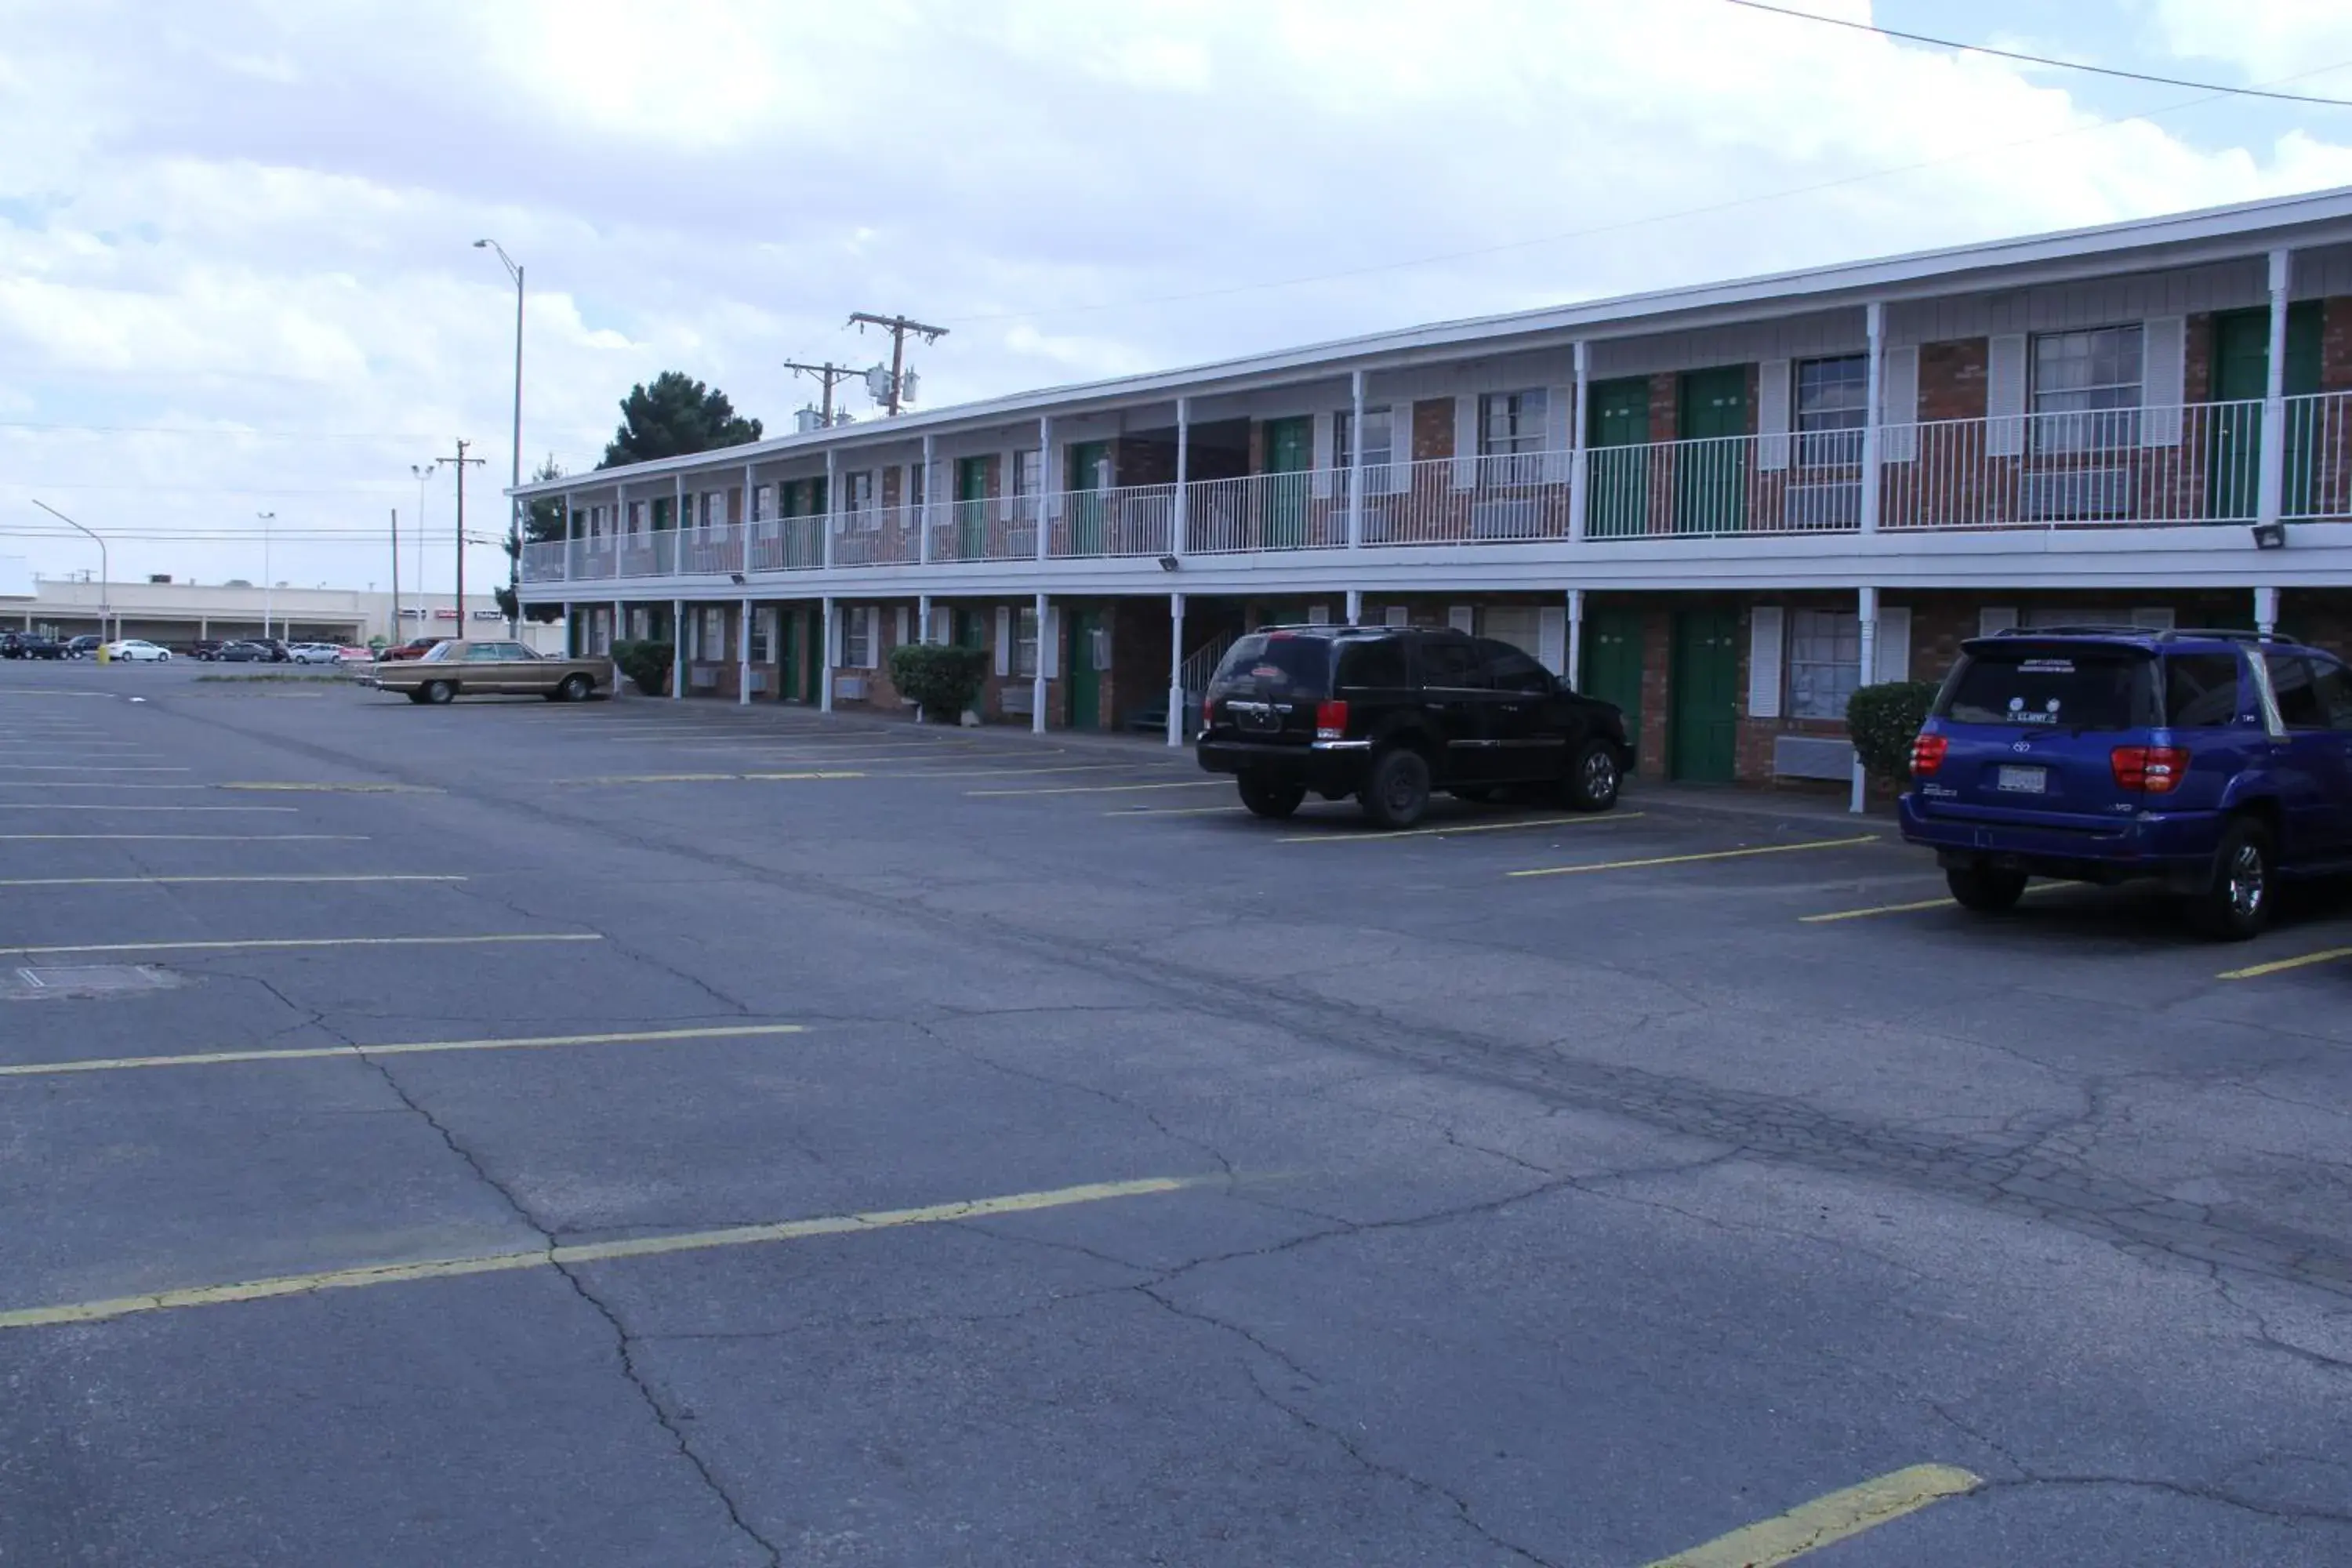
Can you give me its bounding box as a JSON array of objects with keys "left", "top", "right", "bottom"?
[{"left": 515, "top": 185, "right": 2352, "bottom": 789}]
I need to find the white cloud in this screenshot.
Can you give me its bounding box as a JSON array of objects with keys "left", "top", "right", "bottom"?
[{"left": 0, "top": 0, "right": 2347, "bottom": 591}]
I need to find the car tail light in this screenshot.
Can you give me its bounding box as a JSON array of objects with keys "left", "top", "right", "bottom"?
[
  {"left": 2113, "top": 745, "right": 2189, "bottom": 794},
  {"left": 1315, "top": 699, "right": 1349, "bottom": 742},
  {"left": 1909, "top": 732, "right": 1947, "bottom": 776},
  {"left": 1201, "top": 695, "right": 1215, "bottom": 731}
]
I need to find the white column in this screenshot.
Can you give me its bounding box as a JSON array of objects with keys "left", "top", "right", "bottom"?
[
  {"left": 820, "top": 595, "right": 836, "bottom": 713},
  {"left": 736, "top": 596, "right": 752, "bottom": 706},
  {"left": 1035, "top": 416, "right": 1052, "bottom": 562},
  {"left": 1570, "top": 341, "right": 1591, "bottom": 541},
  {"left": 561, "top": 494, "right": 572, "bottom": 581},
  {"left": 1860, "top": 302, "right": 1885, "bottom": 536},
  {"left": 1347, "top": 369, "right": 1366, "bottom": 550},
  {"left": 1172, "top": 398, "right": 1190, "bottom": 557},
  {"left": 673, "top": 473, "right": 686, "bottom": 543},
  {"left": 2255, "top": 586, "right": 2281, "bottom": 637},
  {"left": 1850, "top": 585, "right": 1878, "bottom": 815},
  {"left": 917, "top": 592, "right": 932, "bottom": 645},
  {"left": 670, "top": 597, "right": 685, "bottom": 700},
  {"left": 920, "top": 434, "right": 935, "bottom": 565},
  {"left": 2258, "top": 248, "right": 2292, "bottom": 532},
  {"left": 823, "top": 449, "right": 838, "bottom": 571},
  {"left": 1566, "top": 587, "right": 1585, "bottom": 688},
  {"left": 1345, "top": 587, "right": 1363, "bottom": 625},
  {"left": 1031, "top": 590, "right": 1048, "bottom": 735},
  {"left": 1166, "top": 590, "right": 1187, "bottom": 746}
]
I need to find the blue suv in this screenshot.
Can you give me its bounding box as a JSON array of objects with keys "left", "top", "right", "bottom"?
[{"left": 1899, "top": 627, "right": 2352, "bottom": 939}]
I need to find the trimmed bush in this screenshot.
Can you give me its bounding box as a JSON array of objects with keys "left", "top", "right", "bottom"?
[
  {"left": 611, "top": 638, "right": 676, "bottom": 698},
  {"left": 1846, "top": 680, "right": 1941, "bottom": 779},
  {"left": 889, "top": 643, "right": 989, "bottom": 721}
]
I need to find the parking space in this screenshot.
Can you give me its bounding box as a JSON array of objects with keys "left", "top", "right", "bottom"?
[{"left": 3, "top": 663, "right": 2349, "bottom": 1566}]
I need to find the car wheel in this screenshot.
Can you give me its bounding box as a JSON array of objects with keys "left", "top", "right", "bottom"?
[
  {"left": 1946, "top": 862, "right": 2028, "bottom": 913},
  {"left": 1361, "top": 747, "right": 1432, "bottom": 830},
  {"left": 405, "top": 689, "right": 430, "bottom": 704},
  {"left": 1563, "top": 739, "right": 1622, "bottom": 811},
  {"left": 557, "top": 673, "right": 592, "bottom": 702},
  {"left": 422, "top": 680, "right": 456, "bottom": 705},
  {"left": 1237, "top": 775, "right": 1305, "bottom": 819},
  {"left": 2187, "top": 816, "right": 2274, "bottom": 942}
]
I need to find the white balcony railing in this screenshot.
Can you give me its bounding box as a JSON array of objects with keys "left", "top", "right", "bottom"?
[{"left": 521, "top": 395, "right": 2352, "bottom": 590}]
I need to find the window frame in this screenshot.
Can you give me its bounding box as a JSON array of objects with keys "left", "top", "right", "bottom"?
[
  {"left": 1786, "top": 608, "right": 1864, "bottom": 721},
  {"left": 2030, "top": 324, "right": 2144, "bottom": 456},
  {"left": 1014, "top": 607, "right": 1040, "bottom": 679},
  {"left": 1793, "top": 355, "right": 1868, "bottom": 470}
]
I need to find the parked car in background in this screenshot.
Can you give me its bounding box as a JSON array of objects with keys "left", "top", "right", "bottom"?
[
  {"left": 1196, "top": 624, "right": 1633, "bottom": 828},
  {"left": 0, "top": 633, "right": 64, "bottom": 659},
  {"left": 365, "top": 639, "right": 608, "bottom": 704},
  {"left": 289, "top": 643, "right": 342, "bottom": 665},
  {"left": 189, "top": 639, "right": 227, "bottom": 661},
  {"left": 380, "top": 637, "right": 448, "bottom": 662},
  {"left": 63, "top": 636, "right": 103, "bottom": 659},
  {"left": 215, "top": 641, "right": 270, "bottom": 662},
  {"left": 335, "top": 644, "right": 378, "bottom": 664},
  {"left": 102, "top": 639, "right": 172, "bottom": 662},
  {"left": 1901, "top": 626, "right": 2352, "bottom": 940}
]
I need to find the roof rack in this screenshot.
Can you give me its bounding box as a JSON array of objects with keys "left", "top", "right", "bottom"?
[{"left": 1990, "top": 624, "right": 2299, "bottom": 645}]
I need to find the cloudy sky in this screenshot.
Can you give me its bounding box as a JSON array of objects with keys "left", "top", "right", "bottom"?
[{"left": 5, "top": 0, "right": 2352, "bottom": 597}]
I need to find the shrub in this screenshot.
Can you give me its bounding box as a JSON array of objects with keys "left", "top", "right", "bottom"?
[
  {"left": 888, "top": 644, "right": 989, "bottom": 720},
  {"left": 1846, "top": 680, "right": 1941, "bottom": 779},
  {"left": 611, "top": 638, "right": 676, "bottom": 698}
]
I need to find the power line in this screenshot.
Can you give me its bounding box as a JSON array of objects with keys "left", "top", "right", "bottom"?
[
  {"left": 848, "top": 312, "right": 949, "bottom": 416},
  {"left": 1715, "top": 0, "right": 2352, "bottom": 107},
  {"left": 941, "top": 53, "right": 2352, "bottom": 328},
  {"left": 0, "top": 421, "right": 442, "bottom": 440}
]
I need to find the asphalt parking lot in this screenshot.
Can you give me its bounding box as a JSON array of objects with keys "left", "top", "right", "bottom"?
[{"left": 2, "top": 659, "right": 2349, "bottom": 1566}]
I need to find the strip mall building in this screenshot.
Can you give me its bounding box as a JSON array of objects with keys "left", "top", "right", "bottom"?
[{"left": 515, "top": 187, "right": 2352, "bottom": 787}]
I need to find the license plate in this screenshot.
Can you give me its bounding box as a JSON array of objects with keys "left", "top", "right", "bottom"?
[{"left": 1996, "top": 765, "right": 2046, "bottom": 794}]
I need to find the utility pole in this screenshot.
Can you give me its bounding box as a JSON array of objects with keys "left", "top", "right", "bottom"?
[
  {"left": 388, "top": 506, "right": 401, "bottom": 648},
  {"left": 257, "top": 511, "right": 275, "bottom": 641},
  {"left": 783, "top": 361, "right": 858, "bottom": 426},
  {"left": 30, "top": 500, "right": 106, "bottom": 643},
  {"left": 848, "top": 312, "right": 949, "bottom": 416},
  {"left": 439, "top": 441, "right": 486, "bottom": 630}
]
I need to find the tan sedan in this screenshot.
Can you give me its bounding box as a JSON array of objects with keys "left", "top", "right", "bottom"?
[{"left": 368, "top": 639, "right": 612, "bottom": 705}]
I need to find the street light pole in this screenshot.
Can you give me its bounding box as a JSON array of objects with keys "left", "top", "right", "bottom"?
[
  {"left": 474, "top": 239, "right": 524, "bottom": 636},
  {"left": 30, "top": 500, "right": 106, "bottom": 643},
  {"left": 257, "top": 511, "right": 276, "bottom": 641},
  {"left": 411, "top": 463, "right": 434, "bottom": 641}
]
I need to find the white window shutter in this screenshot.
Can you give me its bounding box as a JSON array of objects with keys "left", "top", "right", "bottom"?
[
  {"left": 1748, "top": 606, "right": 1784, "bottom": 719},
  {"left": 1757, "top": 359, "right": 1791, "bottom": 471},
  {"left": 826, "top": 607, "right": 843, "bottom": 667},
  {"left": 1881, "top": 347, "right": 1921, "bottom": 463},
  {"left": 2141, "top": 317, "right": 2186, "bottom": 447},
  {"left": 1040, "top": 608, "right": 1059, "bottom": 679},
  {"left": 993, "top": 607, "right": 1011, "bottom": 676},
  {"left": 1385, "top": 405, "right": 1414, "bottom": 495},
  {"left": 1384, "top": 605, "right": 1409, "bottom": 628},
  {"left": 1538, "top": 605, "right": 1567, "bottom": 675},
  {"left": 894, "top": 606, "right": 909, "bottom": 648},
  {"left": 1446, "top": 604, "right": 1475, "bottom": 635},
  {"left": 1311, "top": 412, "right": 1334, "bottom": 499},
  {"left": 1987, "top": 335, "right": 2028, "bottom": 457},
  {"left": 1306, "top": 603, "right": 1330, "bottom": 625},
  {"left": 1979, "top": 605, "right": 2019, "bottom": 638},
  {"left": 1875, "top": 606, "right": 1912, "bottom": 684},
  {"left": 1451, "top": 394, "right": 1477, "bottom": 489},
  {"left": 1544, "top": 384, "right": 1574, "bottom": 481},
  {"left": 928, "top": 608, "right": 949, "bottom": 644},
  {"left": 2130, "top": 606, "right": 2177, "bottom": 630},
  {"left": 999, "top": 451, "right": 1016, "bottom": 520}
]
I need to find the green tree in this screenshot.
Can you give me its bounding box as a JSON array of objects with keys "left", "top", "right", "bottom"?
[
  {"left": 600, "top": 372, "right": 763, "bottom": 469},
  {"left": 522, "top": 454, "right": 568, "bottom": 544}
]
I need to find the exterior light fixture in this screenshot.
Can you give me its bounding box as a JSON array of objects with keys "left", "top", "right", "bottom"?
[{"left": 2251, "top": 521, "right": 2286, "bottom": 550}]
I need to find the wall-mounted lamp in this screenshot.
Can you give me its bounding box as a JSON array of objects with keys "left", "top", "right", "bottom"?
[
  {"left": 2251, "top": 521, "right": 2287, "bottom": 550},
  {"left": 1156, "top": 554, "right": 1180, "bottom": 572}
]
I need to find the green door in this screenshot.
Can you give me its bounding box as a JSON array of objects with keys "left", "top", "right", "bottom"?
[
  {"left": 1579, "top": 606, "right": 1646, "bottom": 737},
  {"left": 2209, "top": 306, "right": 2323, "bottom": 520},
  {"left": 780, "top": 608, "right": 803, "bottom": 702},
  {"left": 1675, "top": 367, "right": 1748, "bottom": 535},
  {"left": 1669, "top": 608, "right": 1740, "bottom": 782},
  {"left": 1586, "top": 378, "right": 1650, "bottom": 539},
  {"left": 1067, "top": 441, "right": 1112, "bottom": 555},
  {"left": 955, "top": 458, "right": 989, "bottom": 560},
  {"left": 1065, "top": 607, "right": 1102, "bottom": 729},
  {"left": 1262, "top": 416, "right": 1312, "bottom": 547}
]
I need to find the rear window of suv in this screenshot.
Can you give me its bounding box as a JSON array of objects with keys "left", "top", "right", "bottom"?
[
  {"left": 1214, "top": 633, "right": 1331, "bottom": 695},
  {"left": 1940, "top": 645, "right": 2157, "bottom": 730}
]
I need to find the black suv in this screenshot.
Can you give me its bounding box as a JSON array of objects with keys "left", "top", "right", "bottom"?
[
  {"left": 1196, "top": 624, "right": 1634, "bottom": 827},
  {"left": 0, "top": 632, "right": 64, "bottom": 659}
]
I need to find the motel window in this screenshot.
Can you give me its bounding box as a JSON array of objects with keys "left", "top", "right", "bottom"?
[
  {"left": 909, "top": 462, "right": 925, "bottom": 510},
  {"left": 1478, "top": 390, "right": 1548, "bottom": 458},
  {"left": 844, "top": 606, "right": 877, "bottom": 670},
  {"left": 1011, "top": 449, "right": 1042, "bottom": 499},
  {"left": 844, "top": 470, "right": 877, "bottom": 519},
  {"left": 1794, "top": 356, "right": 1867, "bottom": 467},
  {"left": 1787, "top": 608, "right": 1862, "bottom": 720},
  {"left": 749, "top": 609, "right": 774, "bottom": 664},
  {"left": 700, "top": 608, "right": 726, "bottom": 660},
  {"left": 2031, "top": 325, "right": 2142, "bottom": 452},
  {"left": 1014, "top": 608, "right": 1039, "bottom": 679},
  {"left": 1334, "top": 407, "right": 1394, "bottom": 479}
]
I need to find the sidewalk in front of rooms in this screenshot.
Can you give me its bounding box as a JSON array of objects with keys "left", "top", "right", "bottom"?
[{"left": 642, "top": 692, "right": 1889, "bottom": 824}]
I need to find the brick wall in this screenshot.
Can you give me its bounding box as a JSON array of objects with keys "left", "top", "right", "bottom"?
[
  {"left": 1411, "top": 399, "right": 1453, "bottom": 463},
  {"left": 2325, "top": 299, "right": 2352, "bottom": 393},
  {"left": 1916, "top": 339, "right": 1987, "bottom": 421},
  {"left": 2185, "top": 314, "right": 2213, "bottom": 404},
  {"left": 1116, "top": 437, "right": 1178, "bottom": 486},
  {"left": 1109, "top": 597, "right": 1171, "bottom": 728}
]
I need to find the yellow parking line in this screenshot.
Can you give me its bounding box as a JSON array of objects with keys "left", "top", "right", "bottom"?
[
  {"left": 0, "top": 833, "right": 368, "bottom": 842},
  {"left": 0, "top": 874, "right": 464, "bottom": 888},
  {"left": 0, "top": 804, "right": 296, "bottom": 813},
  {"left": 1508, "top": 833, "right": 1881, "bottom": 880},
  {"left": 0, "top": 1174, "right": 1199, "bottom": 1330},
  {"left": 0, "top": 932, "right": 599, "bottom": 960},
  {"left": 1801, "top": 883, "right": 2061, "bottom": 924},
  {"left": 967, "top": 779, "right": 1226, "bottom": 797},
  {"left": 1642, "top": 1463, "right": 1981, "bottom": 1567},
  {"left": 1282, "top": 812, "right": 1640, "bottom": 845},
  {"left": 2219, "top": 946, "right": 2352, "bottom": 981},
  {"left": 215, "top": 782, "right": 444, "bottom": 793},
  {"left": 0, "top": 1022, "right": 803, "bottom": 1077}
]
